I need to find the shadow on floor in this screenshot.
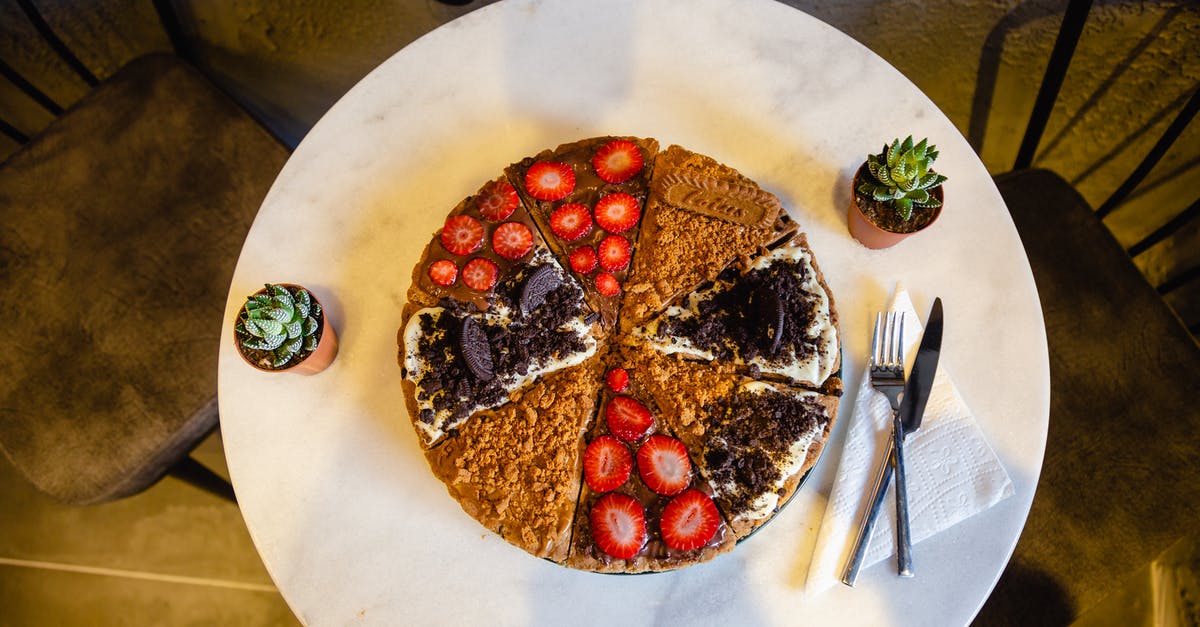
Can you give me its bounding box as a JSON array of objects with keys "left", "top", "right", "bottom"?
[{"left": 0, "top": 430, "right": 298, "bottom": 626}]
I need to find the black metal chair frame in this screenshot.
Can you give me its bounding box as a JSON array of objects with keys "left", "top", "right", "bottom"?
[{"left": 1009, "top": 0, "right": 1200, "bottom": 331}]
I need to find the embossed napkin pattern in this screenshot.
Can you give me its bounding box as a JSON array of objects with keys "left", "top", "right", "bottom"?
[{"left": 805, "top": 287, "right": 1015, "bottom": 596}]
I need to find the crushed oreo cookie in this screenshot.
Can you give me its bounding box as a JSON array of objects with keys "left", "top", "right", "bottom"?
[
  {"left": 701, "top": 387, "right": 827, "bottom": 516},
  {"left": 407, "top": 266, "right": 591, "bottom": 433},
  {"left": 660, "top": 254, "right": 823, "bottom": 367}
]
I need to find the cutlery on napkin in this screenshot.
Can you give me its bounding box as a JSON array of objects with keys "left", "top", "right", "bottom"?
[{"left": 805, "top": 286, "right": 1014, "bottom": 595}]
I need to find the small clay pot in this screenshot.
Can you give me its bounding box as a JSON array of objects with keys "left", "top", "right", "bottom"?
[
  {"left": 848, "top": 163, "right": 943, "bottom": 250},
  {"left": 234, "top": 284, "right": 339, "bottom": 375}
]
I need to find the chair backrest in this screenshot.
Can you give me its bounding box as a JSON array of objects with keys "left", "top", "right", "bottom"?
[
  {"left": 0, "top": 0, "right": 194, "bottom": 148},
  {"left": 1010, "top": 0, "right": 1200, "bottom": 335}
]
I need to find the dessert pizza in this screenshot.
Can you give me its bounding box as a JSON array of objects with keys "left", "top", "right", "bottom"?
[{"left": 399, "top": 137, "right": 842, "bottom": 572}]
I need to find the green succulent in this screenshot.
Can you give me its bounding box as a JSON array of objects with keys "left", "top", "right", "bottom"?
[
  {"left": 858, "top": 136, "right": 948, "bottom": 221},
  {"left": 236, "top": 284, "right": 322, "bottom": 368}
]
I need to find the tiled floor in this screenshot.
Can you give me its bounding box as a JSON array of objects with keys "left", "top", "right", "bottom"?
[{"left": 0, "top": 430, "right": 299, "bottom": 626}]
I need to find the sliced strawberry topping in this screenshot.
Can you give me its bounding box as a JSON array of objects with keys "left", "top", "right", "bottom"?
[
  {"left": 595, "top": 272, "right": 621, "bottom": 296},
  {"left": 427, "top": 259, "right": 458, "bottom": 287},
  {"left": 660, "top": 489, "right": 720, "bottom": 551},
  {"left": 569, "top": 245, "right": 598, "bottom": 274},
  {"left": 605, "top": 396, "right": 653, "bottom": 443},
  {"left": 477, "top": 180, "right": 518, "bottom": 221},
  {"left": 605, "top": 367, "right": 629, "bottom": 393},
  {"left": 594, "top": 193, "right": 641, "bottom": 234},
  {"left": 583, "top": 435, "right": 633, "bottom": 493},
  {"left": 491, "top": 222, "right": 533, "bottom": 261},
  {"left": 593, "top": 139, "right": 644, "bottom": 184},
  {"left": 550, "top": 203, "right": 593, "bottom": 241},
  {"left": 590, "top": 492, "right": 646, "bottom": 560},
  {"left": 637, "top": 435, "right": 691, "bottom": 496},
  {"left": 525, "top": 161, "right": 575, "bottom": 201},
  {"left": 461, "top": 257, "right": 498, "bottom": 291},
  {"left": 598, "top": 235, "right": 631, "bottom": 272},
  {"left": 440, "top": 215, "right": 484, "bottom": 256}
]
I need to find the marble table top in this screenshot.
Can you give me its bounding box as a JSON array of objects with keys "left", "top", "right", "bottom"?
[{"left": 217, "top": 0, "right": 1050, "bottom": 624}]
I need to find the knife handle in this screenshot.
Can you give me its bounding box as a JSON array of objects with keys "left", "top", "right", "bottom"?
[
  {"left": 840, "top": 422, "right": 897, "bottom": 587},
  {"left": 894, "top": 412, "right": 914, "bottom": 577}
]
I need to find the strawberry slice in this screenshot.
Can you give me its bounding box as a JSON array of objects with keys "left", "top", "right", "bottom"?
[
  {"left": 605, "top": 367, "right": 629, "bottom": 393},
  {"left": 590, "top": 492, "right": 646, "bottom": 560},
  {"left": 583, "top": 435, "right": 633, "bottom": 493},
  {"left": 660, "top": 489, "right": 720, "bottom": 551},
  {"left": 593, "top": 139, "right": 644, "bottom": 184},
  {"left": 569, "top": 245, "right": 598, "bottom": 274},
  {"left": 636, "top": 435, "right": 691, "bottom": 496},
  {"left": 525, "top": 161, "right": 575, "bottom": 201},
  {"left": 550, "top": 203, "right": 593, "bottom": 241},
  {"left": 491, "top": 222, "right": 533, "bottom": 260},
  {"left": 477, "top": 180, "right": 519, "bottom": 221},
  {"left": 605, "top": 396, "right": 653, "bottom": 443},
  {"left": 461, "top": 257, "right": 498, "bottom": 291},
  {"left": 427, "top": 259, "right": 458, "bottom": 286},
  {"left": 594, "top": 193, "right": 641, "bottom": 234},
  {"left": 440, "top": 215, "right": 485, "bottom": 256},
  {"left": 598, "top": 235, "right": 631, "bottom": 272},
  {"left": 595, "top": 272, "right": 621, "bottom": 296}
]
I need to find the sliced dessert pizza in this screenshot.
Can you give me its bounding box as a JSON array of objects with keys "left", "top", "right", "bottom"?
[
  {"left": 619, "top": 343, "right": 838, "bottom": 539},
  {"left": 633, "top": 231, "right": 842, "bottom": 393},
  {"left": 400, "top": 178, "right": 600, "bottom": 447},
  {"left": 505, "top": 136, "right": 659, "bottom": 327},
  {"left": 423, "top": 361, "right": 602, "bottom": 562},
  {"left": 618, "top": 144, "right": 797, "bottom": 332},
  {"left": 566, "top": 359, "right": 737, "bottom": 572}
]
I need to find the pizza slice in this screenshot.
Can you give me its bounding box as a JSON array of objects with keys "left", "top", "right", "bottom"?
[
  {"left": 422, "top": 360, "right": 602, "bottom": 562},
  {"left": 565, "top": 356, "right": 737, "bottom": 572},
  {"left": 631, "top": 231, "right": 842, "bottom": 393},
  {"left": 400, "top": 175, "right": 612, "bottom": 447},
  {"left": 505, "top": 136, "right": 659, "bottom": 328},
  {"left": 619, "top": 343, "right": 839, "bottom": 539},
  {"left": 618, "top": 144, "right": 798, "bottom": 332}
]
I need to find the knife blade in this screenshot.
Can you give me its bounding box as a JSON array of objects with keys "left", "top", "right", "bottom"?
[{"left": 894, "top": 297, "right": 943, "bottom": 577}]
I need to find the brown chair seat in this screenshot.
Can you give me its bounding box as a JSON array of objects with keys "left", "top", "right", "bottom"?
[
  {"left": 975, "top": 168, "right": 1200, "bottom": 623},
  {"left": 0, "top": 54, "right": 288, "bottom": 504}
]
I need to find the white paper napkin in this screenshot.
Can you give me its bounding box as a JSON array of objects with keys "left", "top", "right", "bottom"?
[{"left": 805, "top": 286, "right": 1015, "bottom": 596}]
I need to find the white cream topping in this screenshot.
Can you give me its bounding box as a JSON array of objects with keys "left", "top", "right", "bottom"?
[
  {"left": 631, "top": 297, "right": 716, "bottom": 360},
  {"left": 402, "top": 297, "right": 598, "bottom": 445},
  {"left": 719, "top": 381, "right": 824, "bottom": 522},
  {"left": 747, "top": 245, "right": 839, "bottom": 386}
]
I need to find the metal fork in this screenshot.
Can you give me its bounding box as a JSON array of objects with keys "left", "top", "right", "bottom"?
[{"left": 841, "top": 311, "right": 905, "bottom": 586}]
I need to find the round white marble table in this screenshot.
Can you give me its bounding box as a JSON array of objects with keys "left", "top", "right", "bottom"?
[{"left": 218, "top": 0, "right": 1050, "bottom": 624}]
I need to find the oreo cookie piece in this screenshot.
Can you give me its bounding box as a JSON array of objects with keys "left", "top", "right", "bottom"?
[
  {"left": 519, "top": 264, "right": 562, "bottom": 317},
  {"left": 753, "top": 286, "right": 785, "bottom": 356},
  {"left": 459, "top": 315, "right": 495, "bottom": 381}
]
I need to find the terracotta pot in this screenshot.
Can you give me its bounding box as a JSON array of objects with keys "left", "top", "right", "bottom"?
[
  {"left": 234, "top": 284, "right": 339, "bottom": 375},
  {"left": 847, "top": 163, "right": 943, "bottom": 250}
]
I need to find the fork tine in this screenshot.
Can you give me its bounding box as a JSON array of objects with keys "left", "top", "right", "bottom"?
[
  {"left": 897, "top": 314, "right": 906, "bottom": 368},
  {"left": 871, "top": 312, "right": 882, "bottom": 366},
  {"left": 885, "top": 312, "right": 896, "bottom": 366}
]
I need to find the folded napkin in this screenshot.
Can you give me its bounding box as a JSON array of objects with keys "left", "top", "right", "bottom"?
[{"left": 805, "top": 286, "right": 1014, "bottom": 595}]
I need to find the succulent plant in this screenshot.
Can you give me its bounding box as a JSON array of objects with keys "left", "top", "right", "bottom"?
[
  {"left": 858, "top": 136, "right": 948, "bottom": 220},
  {"left": 236, "top": 284, "right": 322, "bottom": 369}
]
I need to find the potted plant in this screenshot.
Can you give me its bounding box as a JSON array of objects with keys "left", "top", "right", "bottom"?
[
  {"left": 848, "top": 136, "right": 948, "bottom": 249},
  {"left": 234, "top": 283, "right": 338, "bottom": 375}
]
